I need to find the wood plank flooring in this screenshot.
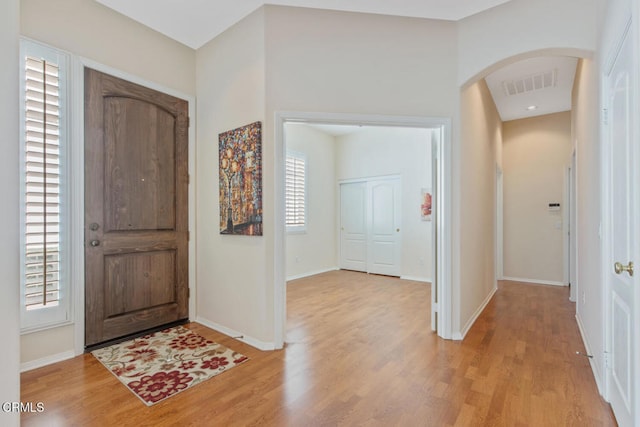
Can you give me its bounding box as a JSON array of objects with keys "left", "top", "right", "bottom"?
[{"left": 21, "top": 272, "right": 616, "bottom": 426}]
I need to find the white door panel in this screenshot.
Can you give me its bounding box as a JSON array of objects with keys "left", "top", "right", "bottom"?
[
  {"left": 369, "top": 179, "right": 401, "bottom": 276},
  {"left": 340, "top": 182, "right": 367, "bottom": 272},
  {"left": 339, "top": 178, "right": 401, "bottom": 277},
  {"left": 605, "top": 19, "right": 636, "bottom": 427}
]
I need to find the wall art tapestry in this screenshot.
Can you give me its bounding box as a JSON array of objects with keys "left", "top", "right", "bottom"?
[
  {"left": 421, "top": 188, "right": 432, "bottom": 221},
  {"left": 219, "top": 121, "right": 263, "bottom": 235}
]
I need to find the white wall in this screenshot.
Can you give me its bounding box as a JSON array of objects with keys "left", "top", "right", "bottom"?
[
  {"left": 19, "top": 0, "right": 196, "bottom": 365},
  {"left": 572, "top": 55, "right": 605, "bottom": 394},
  {"left": 455, "top": 0, "right": 603, "bottom": 342},
  {"left": 457, "top": 79, "right": 502, "bottom": 337},
  {"left": 458, "top": 0, "right": 601, "bottom": 86},
  {"left": 502, "top": 112, "right": 573, "bottom": 284},
  {"left": 264, "top": 6, "right": 457, "bottom": 343},
  {"left": 14, "top": 0, "right": 607, "bottom": 368},
  {"left": 335, "top": 127, "right": 433, "bottom": 281},
  {"left": 1, "top": 0, "right": 21, "bottom": 424},
  {"left": 284, "top": 124, "right": 337, "bottom": 279},
  {"left": 201, "top": 3, "right": 458, "bottom": 346},
  {"left": 195, "top": 8, "right": 270, "bottom": 347}
]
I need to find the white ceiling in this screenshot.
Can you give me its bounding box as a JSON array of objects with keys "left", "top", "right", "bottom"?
[
  {"left": 96, "top": 0, "right": 575, "bottom": 122},
  {"left": 96, "top": 0, "right": 513, "bottom": 50},
  {"left": 485, "top": 56, "right": 578, "bottom": 122}
]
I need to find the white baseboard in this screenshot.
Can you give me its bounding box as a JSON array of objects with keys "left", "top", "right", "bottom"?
[
  {"left": 400, "top": 275, "right": 432, "bottom": 283},
  {"left": 575, "top": 313, "right": 606, "bottom": 397},
  {"left": 502, "top": 276, "right": 567, "bottom": 287},
  {"left": 452, "top": 285, "right": 498, "bottom": 341},
  {"left": 20, "top": 350, "right": 75, "bottom": 372},
  {"left": 194, "top": 318, "right": 275, "bottom": 351},
  {"left": 286, "top": 267, "right": 338, "bottom": 281}
]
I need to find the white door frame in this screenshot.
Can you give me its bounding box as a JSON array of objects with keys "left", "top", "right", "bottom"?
[{"left": 274, "top": 111, "right": 453, "bottom": 346}]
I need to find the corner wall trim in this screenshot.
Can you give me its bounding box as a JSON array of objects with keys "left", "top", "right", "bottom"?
[
  {"left": 452, "top": 285, "right": 498, "bottom": 340},
  {"left": 194, "top": 318, "right": 275, "bottom": 351},
  {"left": 502, "top": 276, "right": 566, "bottom": 287},
  {"left": 20, "top": 350, "right": 75, "bottom": 372}
]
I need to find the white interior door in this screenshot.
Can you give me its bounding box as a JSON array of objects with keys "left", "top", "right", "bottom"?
[
  {"left": 339, "top": 177, "right": 402, "bottom": 276},
  {"left": 340, "top": 182, "right": 367, "bottom": 272},
  {"left": 605, "top": 19, "right": 637, "bottom": 427},
  {"left": 368, "top": 178, "right": 401, "bottom": 276}
]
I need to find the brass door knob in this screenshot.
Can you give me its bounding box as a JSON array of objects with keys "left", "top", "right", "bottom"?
[{"left": 614, "top": 261, "right": 634, "bottom": 276}]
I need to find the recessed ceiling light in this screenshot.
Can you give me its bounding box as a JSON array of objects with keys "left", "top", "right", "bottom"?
[{"left": 526, "top": 105, "right": 538, "bottom": 111}]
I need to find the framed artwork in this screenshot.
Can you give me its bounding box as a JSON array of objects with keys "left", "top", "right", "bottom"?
[
  {"left": 219, "top": 121, "right": 262, "bottom": 235},
  {"left": 421, "top": 188, "right": 432, "bottom": 221}
]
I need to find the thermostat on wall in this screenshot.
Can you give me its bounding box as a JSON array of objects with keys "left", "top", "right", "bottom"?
[{"left": 548, "top": 203, "right": 561, "bottom": 212}]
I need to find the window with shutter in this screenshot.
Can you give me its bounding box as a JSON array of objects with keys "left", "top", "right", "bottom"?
[
  {"left": 285, "top": 151, "right": 306, "bottom": 233},
  {"left": 20, "top": 40, "right": 70, "bottom": 331}
]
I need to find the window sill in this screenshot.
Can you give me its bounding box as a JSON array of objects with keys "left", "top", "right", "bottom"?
[
  {"left": 21, "top": 319, "right": 73, "bottom": 335},
  {"left": 286, "top": 227, "right": 307, "bottom": 235}
]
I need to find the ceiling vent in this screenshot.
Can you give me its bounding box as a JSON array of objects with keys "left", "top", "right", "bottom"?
[{"left": 502, "top": 69, "right": 557, "bottom": 96}]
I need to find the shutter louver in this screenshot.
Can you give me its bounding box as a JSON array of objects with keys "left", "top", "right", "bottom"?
[
  {"left": 285, "top": 153, "right": 306, "bottom": 228},
  {"left": 23, "top": 56, "right": 61, "bottom": 310}
]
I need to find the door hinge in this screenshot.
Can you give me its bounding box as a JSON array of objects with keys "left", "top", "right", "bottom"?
[
  {"left": 187, "top": 288, "right": 190, "bottom": 298},
  {"left": 187, "top": 231, "right": 190, "bottom": 241},
  {"left": 604, "top": 351, "right": 611, "bottom": 369},
  {"left": 187, "top": 116, "right": 191, "bottom": 127},
  {"left": 602, "top": 108, "right": 609, "bottom": 125},
  {"left": 187, "top": 174, "right": 190, "bottom": 185}
]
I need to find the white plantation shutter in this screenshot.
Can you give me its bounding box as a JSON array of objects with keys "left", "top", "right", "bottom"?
[
  {"left": 20, "top": 40, "right": 70, "bottom": 330},
  {"left": 285, "top": 151, "right": 306, "bottom": 231}
]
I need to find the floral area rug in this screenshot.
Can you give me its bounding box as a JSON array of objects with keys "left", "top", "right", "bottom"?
[{"left": 92, "top": 326, "right": 248, "bottom": 406}]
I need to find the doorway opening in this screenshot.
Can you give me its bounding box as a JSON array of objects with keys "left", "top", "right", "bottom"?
[{"left": 273, "top": 112, "right": 452, "bottom": 348}]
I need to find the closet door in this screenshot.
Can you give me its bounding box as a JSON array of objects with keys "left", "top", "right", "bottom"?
[
  {"left": 339, "top": 178, "right": 402, "bottom": 277},
  {"left": 339, "top": 182, "right": 367, "bottom": 272},
  {"left": 368, "top": 178, "right": 401, "bottom": 276}
]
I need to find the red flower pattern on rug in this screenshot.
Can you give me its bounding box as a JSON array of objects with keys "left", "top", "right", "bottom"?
[
  {"left": 92, "top": 326, "right": 248, "bottom": 406},
  {"left": 129, "top": 371, "right": 192, "bottom": 404}
]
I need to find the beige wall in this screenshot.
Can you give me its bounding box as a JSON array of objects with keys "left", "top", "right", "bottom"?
[
  {"left": 13, "top": 0, "right": 606, "bottom": 367},
  {"left": 284, "top": 124, "right": 337, "bottom": 279},
  {"left": 19, "top": 0, "right": 196, "bottom": 366},
  {"left": 457, "top": 79, "right": 502, "bottom": 336},
  {"left": 336, "top": 127, "right": 433, "bottom": 281},
  {"left": 573, "top": 57, "right": 605, "bottom": 385},
  {"left": 502, "top": 112, "right": 573, "bottom": 284},
  {"left": 265, "top": 6, "right": 458, "bottom": 117},
  {"left": 263, "top": 6, "right": 458, "bottom": 341},
  {"left": 1, "top": 0, "right": 21, "bottom": 424},
  {"left": 458, "top": 0, "right": 600, "bottom": 85},
  {"left": 21, "top": 0, "right": 196, "bottom": 95},
  {"left": 195, "top": 8, "right": 269, "bottom": 345}
]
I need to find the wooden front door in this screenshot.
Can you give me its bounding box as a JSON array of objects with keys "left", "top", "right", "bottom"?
[{"left": 84, "top": 68, "right": 189, "bottom": 347}]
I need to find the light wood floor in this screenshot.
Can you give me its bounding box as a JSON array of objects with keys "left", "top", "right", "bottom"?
[{"left": 21, "top": 271, "right": 616, "bottom": 426}]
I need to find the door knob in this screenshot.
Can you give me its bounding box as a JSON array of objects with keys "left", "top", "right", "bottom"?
[
  {"left": 90, "top": 240, "right": 101, "bottom": 247},
  {"left": 614, "top": 261, "right": 634, "bottom": 276}
]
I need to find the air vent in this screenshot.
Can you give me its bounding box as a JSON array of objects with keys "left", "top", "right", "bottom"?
[{"left": 502, "top": 69, "right": 557, "bottom": 96}]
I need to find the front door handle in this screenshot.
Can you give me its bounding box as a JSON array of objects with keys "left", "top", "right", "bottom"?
[{"left": 614, "top": 261, "right": 634, "bottom": 276}]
